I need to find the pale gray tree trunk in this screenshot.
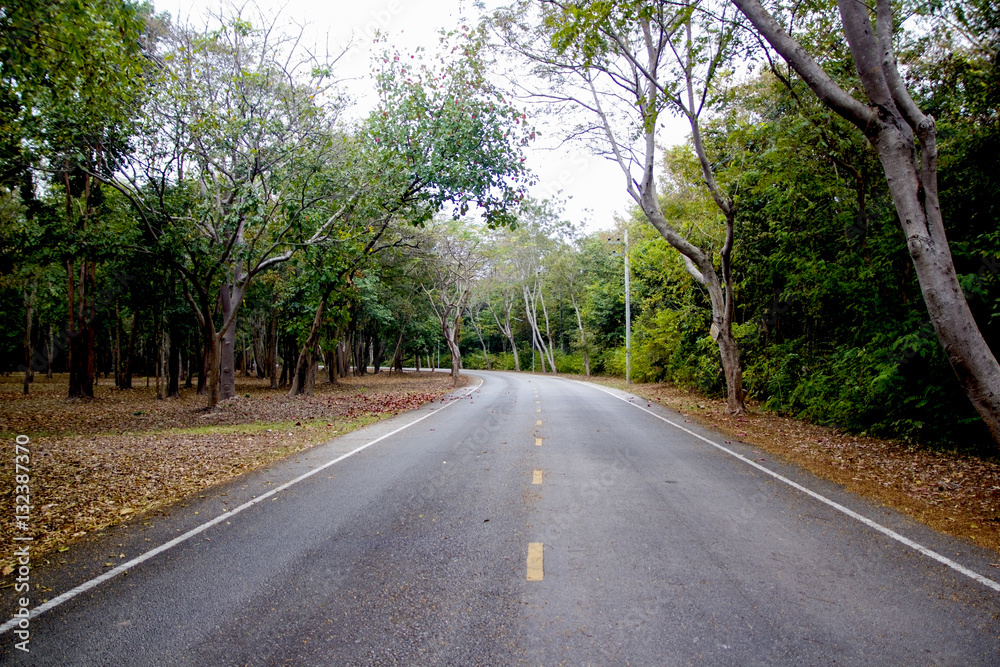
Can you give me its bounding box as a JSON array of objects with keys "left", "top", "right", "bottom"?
[
  {"left": 567, "top": 12, "right": 747, "bottom": 411},
  {"left": 468, "top": 307, "right": 492, "bottom": 369},
  {"left": 488, "top": 296, "right": 520, "bottom": 371},
  {"left": 522, "top": 282, "right": 556, "bottom": 373},
  {"left": 219, "top": 282, "right": 237, "bottom": 401},
  {"left": 570, "top": 293, "right": 590, "bottom": 377},
  {"left": 538, "top": 286, "right": 558, "bottom": 373}
]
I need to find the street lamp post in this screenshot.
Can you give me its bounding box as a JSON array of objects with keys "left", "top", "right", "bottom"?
[{"left": 609, "top": 229, "right": 632, "bottom": 384}]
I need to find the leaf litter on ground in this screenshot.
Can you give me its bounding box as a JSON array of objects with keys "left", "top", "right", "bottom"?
[{"left": 0, "top": 371, "right": 463, "bottom": 575}]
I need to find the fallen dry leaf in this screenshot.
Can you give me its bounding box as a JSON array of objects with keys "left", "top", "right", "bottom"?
[{"left": 0, "top": 371, "right": 462, "bottom": 568}]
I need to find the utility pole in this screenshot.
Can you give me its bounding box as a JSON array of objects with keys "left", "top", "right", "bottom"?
[{"left": 608, "top": 229, "right": 632, "bottom": 384}]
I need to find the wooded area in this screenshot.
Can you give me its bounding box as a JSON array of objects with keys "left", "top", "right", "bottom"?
[{"left": 1, "top": 0, "right": 998, "bottom": 454}]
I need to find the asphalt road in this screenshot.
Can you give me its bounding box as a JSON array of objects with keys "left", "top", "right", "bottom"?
[{"left": 3, "top": 371, "right": 999, "bottom": 665}]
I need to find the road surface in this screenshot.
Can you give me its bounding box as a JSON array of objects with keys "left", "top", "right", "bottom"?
[{"left": 2, "top": 371, "right": 999, "bottom": 665}]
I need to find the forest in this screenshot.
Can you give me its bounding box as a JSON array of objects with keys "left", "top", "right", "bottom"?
[{"left": 1, "top": 0, "right": 998, "bottom": 455}]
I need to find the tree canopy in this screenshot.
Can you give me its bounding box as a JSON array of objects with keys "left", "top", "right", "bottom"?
[{"left": 1, "top": 0, "right": 998, "bottom": 454}]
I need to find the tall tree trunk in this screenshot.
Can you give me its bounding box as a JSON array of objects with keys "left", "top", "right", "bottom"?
[
  {"left": 22, "top": 277, "right": 36, "bottom": 394},
  {"left": 219, "top": 283, "right": 237, "bottom": 401},
  {"left": 327, "top": 347, "right": 338, "bottom": 384},
  {"left": 267, "top": 308, "right": 278, "bottom": 389},
  {"left": 442, "top": 309, "right": 463, "bottom": 384},
  {"left": 167, "top": 330, "right": 180, "bottom": 398},
  {"left": 389, "top": 318, "right": 409, "bottom": 374},
  {"left": 156, "top": 318, "right": 167, "bottom": 400},
  {"left": 537, "top": 286, "right": 557, "bottom": 373},
  {"left": 113, "top": 301, "right": 122, "bottom": 389},
  {"left": 207, "top": 320, "right": 221, "bottom": 407},
  {"left": 121, "top": 311, "right": 137, "bottom": 390},
  {"left": 197, "top": 325, "right": 209, "bottom": 395},
  {"left": 278, "top": 348, "right": 289, "bottom": 387},
  {"left": 67, "top": 259, "right": 95, "bottom": 398},
  {"left": 240, "top": 334, "right": 249, "bottom": 377},
  {"left": 734, "top": 0, "right": 1000, "bottom": 444},
  {"left": 571, "top": 293, "right": 590, "bottom": 377},
  {"left": 351, "top": 329, "right": 369, "bottom": 376},
  {"left": 337, "top": 340, "right": 349, "bottom": 378},
  {"left": 46, "top": 324, "right": 53, "bottom": 379},
  {"left": 184, "top": 347, "right": 193, "bottom": 389},
  {"left": 253, "top": 320, "right": 267, "bottom": 379},
  {"left": 447, "top": 337, "right": 462, "bottom": 381},
  {"left": 372, "top": 335, "right": 386, "bottom": 374},
  {"left": 304, "top": 357, "right": 318, "bottom": 395},
  {"left": 289, "top": 290, "right": 331, "bottom": 396},
  {"left": 185, "top": 284, "right": 220, "bottom": 404},
  {"left": 469, "top": 308, "right": 492, "bottom": 370},
  {"left": 489, "top": 300, "right": 520, "bottom": 371},
  {"left": 572, "top": 15, "right": 746, "bottom": 411},
  {"left": 522, "top": 283, "right": 555, "bottom": 374},
  {"left": 65, "top": 171, "right": 96, "bottom": 398},
  {"left": 638, "top": 170, "right": 745, "bottom": 412}
]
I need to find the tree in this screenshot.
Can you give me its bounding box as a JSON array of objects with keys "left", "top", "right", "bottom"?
[
  {"left": 420, "top": 219, "right": 485, "bottom": 383},
  {"left": 113, "top": 12, "right": 354, "bottom": 407},
  {"left": 0, "top": 0, "right": 151, "bottom": 397},
  {"left": 548, "top": 229, "right": 592, "bottom": 376},
  {"left": 283, "top": 208, "right": 412, "bottom": 396},
  {"left": 493, "top": 1, "right": 748, "bottom": 411},
  {"left": 362, "top": 29, "right": 535, "bottom": 382},
  {"left": 731, "top": 0, "right": 1000, "bottom": 445},
  {"left": 506, "top": 199, "right": 566, "bottom": 373},
  {"left": 481, "top": 234, "right": 524, "bottom": 371},
  {"left": 366, "top": 28, "right": 535, "bottom": 230}
]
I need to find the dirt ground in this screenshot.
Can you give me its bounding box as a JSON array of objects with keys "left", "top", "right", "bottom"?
[
  {"left": 584, "top": 377, "right": 1000, "bottom": 559},
  {"left": 0, "top": 371, "right": 463, "bottom": 566}
]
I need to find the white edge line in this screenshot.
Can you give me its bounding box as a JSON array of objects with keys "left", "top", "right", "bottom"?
[
  {"left": 1, "top": 378, "right": 483, "bottom": 634},
  {"left": 584, "top": 381, "right": 1000, "bottom": 594}
]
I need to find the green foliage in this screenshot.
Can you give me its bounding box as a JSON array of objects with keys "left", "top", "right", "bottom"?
[
  {"left": 1, "top": 0, "right": 997, "bottom": 453},
  {"left": 367, "top": 30, "right": 535, "bottom": 229},
  {"left": 0, "top": 0, "right": 151, "bottom": 182}
]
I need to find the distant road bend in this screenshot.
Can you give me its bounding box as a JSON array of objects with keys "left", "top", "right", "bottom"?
[{"left": 3, "top": 370, "right": 999, "bottom": 665}]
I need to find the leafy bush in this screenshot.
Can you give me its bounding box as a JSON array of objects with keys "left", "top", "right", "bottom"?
[{"left": 554, "top": 350, "right": 584, "bottom": 374}]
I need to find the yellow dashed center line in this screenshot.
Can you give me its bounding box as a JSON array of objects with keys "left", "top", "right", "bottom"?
[
  {"left": 536, "top": 408, "right": 541, "bottom": 413},
  {"left": 537, "top": 420, "right": 542, "bottom": 425},
  {"left": 527, "top": 543, "right": 544, "bottom": 581},
  {"left": 532, "top": 470, "right": 542, "bottom": 484},
  {"left": 535, "top": 437, "right": 543, "bottom": 447}
]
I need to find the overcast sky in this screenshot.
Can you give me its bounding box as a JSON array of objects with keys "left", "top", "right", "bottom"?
[{"left": 155, "top": 0, "right": 690, "bottom": 232}]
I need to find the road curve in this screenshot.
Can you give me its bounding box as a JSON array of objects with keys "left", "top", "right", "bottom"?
[{"left": 3, "top": 370, "right": 999, "bottom": 665}]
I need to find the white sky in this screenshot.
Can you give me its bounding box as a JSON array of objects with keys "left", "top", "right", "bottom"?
[{"left": 156, "top": 0, "right": 691, "bottom": 232}]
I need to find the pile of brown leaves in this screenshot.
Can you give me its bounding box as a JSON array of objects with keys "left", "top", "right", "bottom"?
[
  {"left": 601, "top": 379, "right": 1000, "bottom": 555},
  {"left": 0, "top": 372, "right": 461, "bottom": 563}
]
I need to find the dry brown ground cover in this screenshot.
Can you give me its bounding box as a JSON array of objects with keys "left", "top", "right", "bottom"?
[
  {"left": 583, "top": 376, "right": 1000, "bottom": 558},
  {"left": 0, "top": 371, "right": 462, "bottom": 566}
]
